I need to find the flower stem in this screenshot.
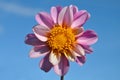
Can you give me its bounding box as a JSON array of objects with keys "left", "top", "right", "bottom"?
[{"left": 60, "top": 76, "right": 64, "bottom": 80}]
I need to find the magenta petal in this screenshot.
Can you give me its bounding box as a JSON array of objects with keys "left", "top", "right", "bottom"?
[
  {"left": 36, "top": 12, "right": 54, "bottom": 28},
  {"left": 29, "top": 46, "right": 50, "bottom": 58},
  {"left": 34, "top": 46, "right": 50, "bottom": 53},
  {"left": 40, "top": 54, "right": 53, "bottom": 72},
  {"left": 25, "top": 33, "right": 45, "bottom": 46},
  {"left": 51, "top": 6, "right": 62, "bottom": 23},
  {"left": 33, "top": 25, "right": 49, "bottom": 41},
  {"left": 71, "top": 10, "right": 90, "bottom": 28},
  {"left": 73, "top": 10, "right": 88, "bottom": 20},
  {"left": 80, "top": 44, "right": 93, "bottom": 53},
  {"left": 76, "top": 56, "right": 86, "bottom": 66},
  {"left": 77, "top": 30, "right": 98, "bottom": 45},
  {"left": 54, "top": 55, "right": 69, "bottom": 76}
]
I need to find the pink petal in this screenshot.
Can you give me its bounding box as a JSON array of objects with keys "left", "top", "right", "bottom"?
[
  {"left": 80, "top": 44, "right": 93, "bottom": 53},
  {"left": 35, "top": 12, "right": 54, "bottom": 28},
  {"left": 76, "top": 56, "right": 86, "bottom": 66},
  {"left": 73, "top": 27, "right": 84, "bottom": 37},
  {"left": 73, "top": 44, "right": 85, "bottom": 57},
  {"left": 40, "top": 54, "right": 53, "bottom": 72},
  {"left": 25, "top": 33, "right": 45, "bottom": 46},
  {"left": 63, "top": 6, "right": 73, "bottom": 26},
  {"left": 77, "top": 30, "right": 98, "bottom": 45},
  {"left": 32, "top": 25, "right": 49, "bottom": 42},
  {"left": 49, "top": 51, "right": 61, "bottom": 65},
  {"left": 58, "top": 6, "right": 68, "bottom": 25},
  {"left": 70, "top": 5, "right": 78, "bottom": 15},
  {"left": 29, "top": 46, "right": 50, "bottom": 58},
  {"left": 64, "top": 51, "right": 75, "bottom": 61},
  {"left": 71, "top": 10, "right": 90, "bottom": 28},
  {"left": 54, "top": 55, "right": 69, "bottom": 76},
  {"left": 51, "top": 6, "right": 62, "bottom": 23}
]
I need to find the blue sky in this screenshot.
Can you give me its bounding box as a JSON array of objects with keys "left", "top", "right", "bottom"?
[{"left": 0, "top": 0, "right": 120, "bottom": 80}]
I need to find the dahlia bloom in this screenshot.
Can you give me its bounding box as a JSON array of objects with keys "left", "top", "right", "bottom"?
[{"left": 25, "top": 5, "right": 98, "bottom": 76}]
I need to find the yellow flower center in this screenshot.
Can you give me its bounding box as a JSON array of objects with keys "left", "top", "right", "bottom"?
[{"left": 47, "top": 25, "right": 75, "bottom": 52}]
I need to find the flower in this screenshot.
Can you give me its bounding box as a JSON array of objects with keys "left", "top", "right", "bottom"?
[{"left": 25, "top": 5, "right": 98, "bottom": 76}]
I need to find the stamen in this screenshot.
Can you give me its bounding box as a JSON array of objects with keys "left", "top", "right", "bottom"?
[{"left": 47, "top": 25, "right": 75, "bottom": 52}]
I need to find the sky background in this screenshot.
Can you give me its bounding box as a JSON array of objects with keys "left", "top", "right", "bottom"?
[{"left": 0, "top": 0, "right": 120, "bottom": 80}]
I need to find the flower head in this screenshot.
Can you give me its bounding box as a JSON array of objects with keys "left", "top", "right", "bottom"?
[{"left": 25, "top": 5, "right": 98, "bottom": 76}]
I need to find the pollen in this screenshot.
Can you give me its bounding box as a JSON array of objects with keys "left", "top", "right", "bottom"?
[{"left": 47, "top": 25, "right": 75, "bottom": 52}]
